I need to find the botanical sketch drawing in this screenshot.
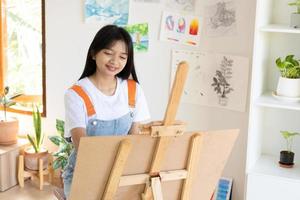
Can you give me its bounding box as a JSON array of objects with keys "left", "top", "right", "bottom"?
[
  {"left": 205, "top": 1, "right": 237, "bottom": 37},
  {"left": 211, "top": 56, "right": 234, "bottom": 106},
  {"left": 210, "top": 2, "right": 235, "bottom": 29}
]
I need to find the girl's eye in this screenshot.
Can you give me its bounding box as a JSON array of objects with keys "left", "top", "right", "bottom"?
[
  {"left": 120, "top": 56, "right": 127, "bottom": 60},
  {"left": 104, "top": 51, "right": 113, "bottom": 55}
]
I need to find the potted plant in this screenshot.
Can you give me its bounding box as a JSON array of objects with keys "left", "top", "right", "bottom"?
[
  {"left": 275, "top": 55, "right": 300, "bottom": 98},
  {"left": 49, "top": 119, "right": 73, "bottom": 187},
  {"left": 24, "top": 105, "right": 48, "bottom": 171},
  {"left": 0, "top": 86, "right": 22, "bottom": 145},
  {"left": 289, "top": 0, "right": 300, "bottom": 28},
  {"left": 279, "top": 130, "right": 300, "bottom": 168},
  {"left": 49, "top": 119, "right": 73, "bottom": 171}
]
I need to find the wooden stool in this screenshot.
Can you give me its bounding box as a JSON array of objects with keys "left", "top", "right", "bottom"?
[{"left": 18, "top": 153, "right": 54, "bottom": 190}]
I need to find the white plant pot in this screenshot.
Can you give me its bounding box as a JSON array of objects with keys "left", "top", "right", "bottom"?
[
  {"left": 290, "top": 13, "right": 300, "bottom": 28},
  {"left": 276, "top": 77, "right": 300, "bottom": 97}
]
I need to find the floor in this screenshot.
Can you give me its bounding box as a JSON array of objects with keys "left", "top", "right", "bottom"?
[{"left": 0, "top": 180, "right": 55, "bottom": 200}]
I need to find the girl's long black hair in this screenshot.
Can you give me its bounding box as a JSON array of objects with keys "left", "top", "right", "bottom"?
[{"left": 79, "top": 25, "right": 138, "bottom": 83}]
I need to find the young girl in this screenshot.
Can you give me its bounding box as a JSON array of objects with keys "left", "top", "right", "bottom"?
[{"left": 62, "top": 25, "right": 150, "bottom": 197}]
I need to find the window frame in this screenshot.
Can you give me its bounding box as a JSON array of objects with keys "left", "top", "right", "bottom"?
[{"left": 0, "top": 0, "right": 46, "bottom": 117}]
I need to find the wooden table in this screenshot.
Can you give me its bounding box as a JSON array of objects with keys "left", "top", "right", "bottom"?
[{"left": 0, "top": 138, "right": 29, "bottom": 191}]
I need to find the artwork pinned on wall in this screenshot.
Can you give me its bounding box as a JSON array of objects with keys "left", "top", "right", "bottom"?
[
  {"left": 134, "top": 0, "right": 160, "bottom": 2},
  {"left": 171, "top": 50, "right": 249, "bottom": 112},
  {"left": 124, "top": 23, "right": 149, "bottom": 53},
  {"left": 165, "top": 0, "right": 196, "bottom": 12},
  {"left": 84, "top": 0, "right": 129, "bottom": 25},
  {"left": 204, "top": 1, "right": 237, "bottom": 37},
  {"left": 159, "top": 11, "right": 201, "bottom": 46}
]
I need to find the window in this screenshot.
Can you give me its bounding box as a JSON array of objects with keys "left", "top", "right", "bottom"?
[{"left": 0, "top": 0, "right": 46, "bottom": 116}]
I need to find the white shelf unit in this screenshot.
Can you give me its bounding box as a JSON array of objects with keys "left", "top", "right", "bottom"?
[{"left": 246, "top": 0, "right": 300, "bottom": 199}]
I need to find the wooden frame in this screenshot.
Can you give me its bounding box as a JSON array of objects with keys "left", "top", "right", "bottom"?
[{"left": 0, "top": 0, "right": 46, "bottom": 117}]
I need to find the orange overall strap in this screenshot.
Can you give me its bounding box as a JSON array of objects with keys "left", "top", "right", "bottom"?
[
  {"left": 127, "top": 79, "right": 136, "bottom": 108},
  {"left": 70, "top": 85, "right": 96, "bottom": 117}
]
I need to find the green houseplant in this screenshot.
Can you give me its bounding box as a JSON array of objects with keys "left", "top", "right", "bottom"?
[
  {"left": 24, "top": 105, "right": 49, "bottom": 171},
  {"left": 279, "top": 130, "right": 300, "bottom": 168},
  {"left": 49, "top": 119, "right": 73, "bottom": 171},
  {"left": 275, "top": 55, "right": 300, "bottom": 98},
  {"left": 289, "top": 0, "right": 300, "bottom": 28},
  {"left": 0, "top": 86, "right": 22, "bottom": 145}
]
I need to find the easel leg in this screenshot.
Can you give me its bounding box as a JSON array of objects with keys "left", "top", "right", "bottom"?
[
  {"left": 102, "top": 139, "right": 132, "bottom": 200},
  {"left": 181, "top": 134, "right": 202, "bottom": 200},
  {"left": 18, "top": 155, "right": 24, "bottom": 188},
  {"left": 39, "top": 158, "right": 43, "bottom": 190},
  {"left": 151, "top": 177, "right": 163, "bottom": 200}
]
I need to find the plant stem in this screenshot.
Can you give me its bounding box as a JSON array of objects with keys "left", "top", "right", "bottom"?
[{"left": 4, "top": 105, "right": 6, "bottom": 121}]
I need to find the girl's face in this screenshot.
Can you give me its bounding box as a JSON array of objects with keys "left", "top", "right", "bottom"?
[{"left": 93, "top": 40, "right": 128, "bottom": 78}]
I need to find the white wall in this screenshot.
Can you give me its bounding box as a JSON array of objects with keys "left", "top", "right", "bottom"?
[{"left": 16, "top": 0, "right": 257, "bottom": 199}]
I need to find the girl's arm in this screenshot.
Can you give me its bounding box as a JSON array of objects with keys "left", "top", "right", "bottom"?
[
  {"left": 129, "top": 122, "right": 140, "bottom": 134},
  {"left": 71, "top": 128, "right": 87, "bottom": 150}
]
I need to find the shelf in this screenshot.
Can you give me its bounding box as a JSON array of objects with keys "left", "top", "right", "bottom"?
[
  {"left": 260, "top": 24, "right": 300, "bottom": 34},
  {"left": 248, "top": 154, "right": 300, "bottom": 182},
  {"left": 254, "top": 92, "right": 300, "bottom": 111}
]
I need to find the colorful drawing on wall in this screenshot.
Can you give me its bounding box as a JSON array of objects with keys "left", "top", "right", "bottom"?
[
  {"left": 134, "top": 0, "right": 160, "bottom": 2},
  {"left": 212, "top": 177, "right": 233, "bottom": 200},
  {"left": 124, "top": 23, "right": 149, "bottom": 53},
  {"left": 165, "top": 0, "right": 195, "bottom": 12},
  {"left": 171, "top": 50, "right": 249, "bottom": 112},
  {"left": 205, "top": 1, "right": 237, "bottom": 37},
  {"left": 160, "top": 12, "right": 201, "bottom": 46},
  {"left": 84, "top": 0, "right": 129, "bottom": 25}
]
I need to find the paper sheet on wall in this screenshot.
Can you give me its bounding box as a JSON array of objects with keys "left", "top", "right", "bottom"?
[
  {"left": 159, "top": 11, "right": 201, "bottom": 46},
  {"left": 204, "top": 0, "right": 237, "bottom": 37},
  {"left": 165, "top": 0, "right": 195, "bottom": 12},
  {"left": 84, "top": 0, "right": 129, "bottom": 25},
  {"left": 171, "top": 50, "right": 249, "bottom": 112}
]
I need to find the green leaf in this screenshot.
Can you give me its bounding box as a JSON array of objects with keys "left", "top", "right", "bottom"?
[
  {"left": 27, "top": 134, "right": 38, "bottom": 153},
  {"left": 56, "top": 119, "right": 65, "bottom": 137},
  {"left": 49, "top": 135, "right": 64, "bottom": 146}
]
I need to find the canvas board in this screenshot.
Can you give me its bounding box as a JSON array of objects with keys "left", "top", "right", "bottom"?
[{"left": 69, "top": 129, "right": 238, "bottom": 200}]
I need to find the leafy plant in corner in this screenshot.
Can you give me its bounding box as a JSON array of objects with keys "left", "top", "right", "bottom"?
[
  {"left": 49, "top": 119, "right": 73, "bottom": 170},
  {"left": 276, "top": 55, "right": 300, "bottom": 78},
  {"left": 0, "top": 86, "right": 22, "bottom": 121},
  {"left": 27, "top": 105, "right": 44, "bottom": 153},
  {"left": 279, "top": 130, "right": 300, "bottom": 168},
  {"left": 281, "top": 131, "right": 299, "bottom": 153},
  {"left": 289, "top": 0, "right": 300, "bottom": 14}
]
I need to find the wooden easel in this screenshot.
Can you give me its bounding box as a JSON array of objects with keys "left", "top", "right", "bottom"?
[
  {"left": 68, "top": 62, "right": 239, "bottom": 200},
  {"left": 101, "top": 61, "right": 201, "bottom": 200}
]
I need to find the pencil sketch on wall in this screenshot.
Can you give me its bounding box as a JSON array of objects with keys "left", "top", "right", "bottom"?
[
  {"left": 205, "top": 1, "right": 237, "bottom": 37},
  {"left": 171, "top": 50, "right": 213, "bottom": 105},
  {"left": 211, "top": 56, "right": 234, "bottom": 106},
  {"left": 171, "top": 50, "right": 249, "bottom": 112},
  {"left": 165, "top": 0, "right": 196, "bottom": 12}
]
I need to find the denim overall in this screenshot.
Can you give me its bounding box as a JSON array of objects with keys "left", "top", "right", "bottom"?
[{"left": 62, "top": 80, "right": 136, "bottom": 198}]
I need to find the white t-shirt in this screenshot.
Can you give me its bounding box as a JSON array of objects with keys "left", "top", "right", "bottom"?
[{"left": 64, "top": 77, "right": 150, "bottom": 137}]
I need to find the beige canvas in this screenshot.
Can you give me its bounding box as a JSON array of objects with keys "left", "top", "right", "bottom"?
[{"left": 69, "top": 129, "right": 238, "bottom": 200}]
